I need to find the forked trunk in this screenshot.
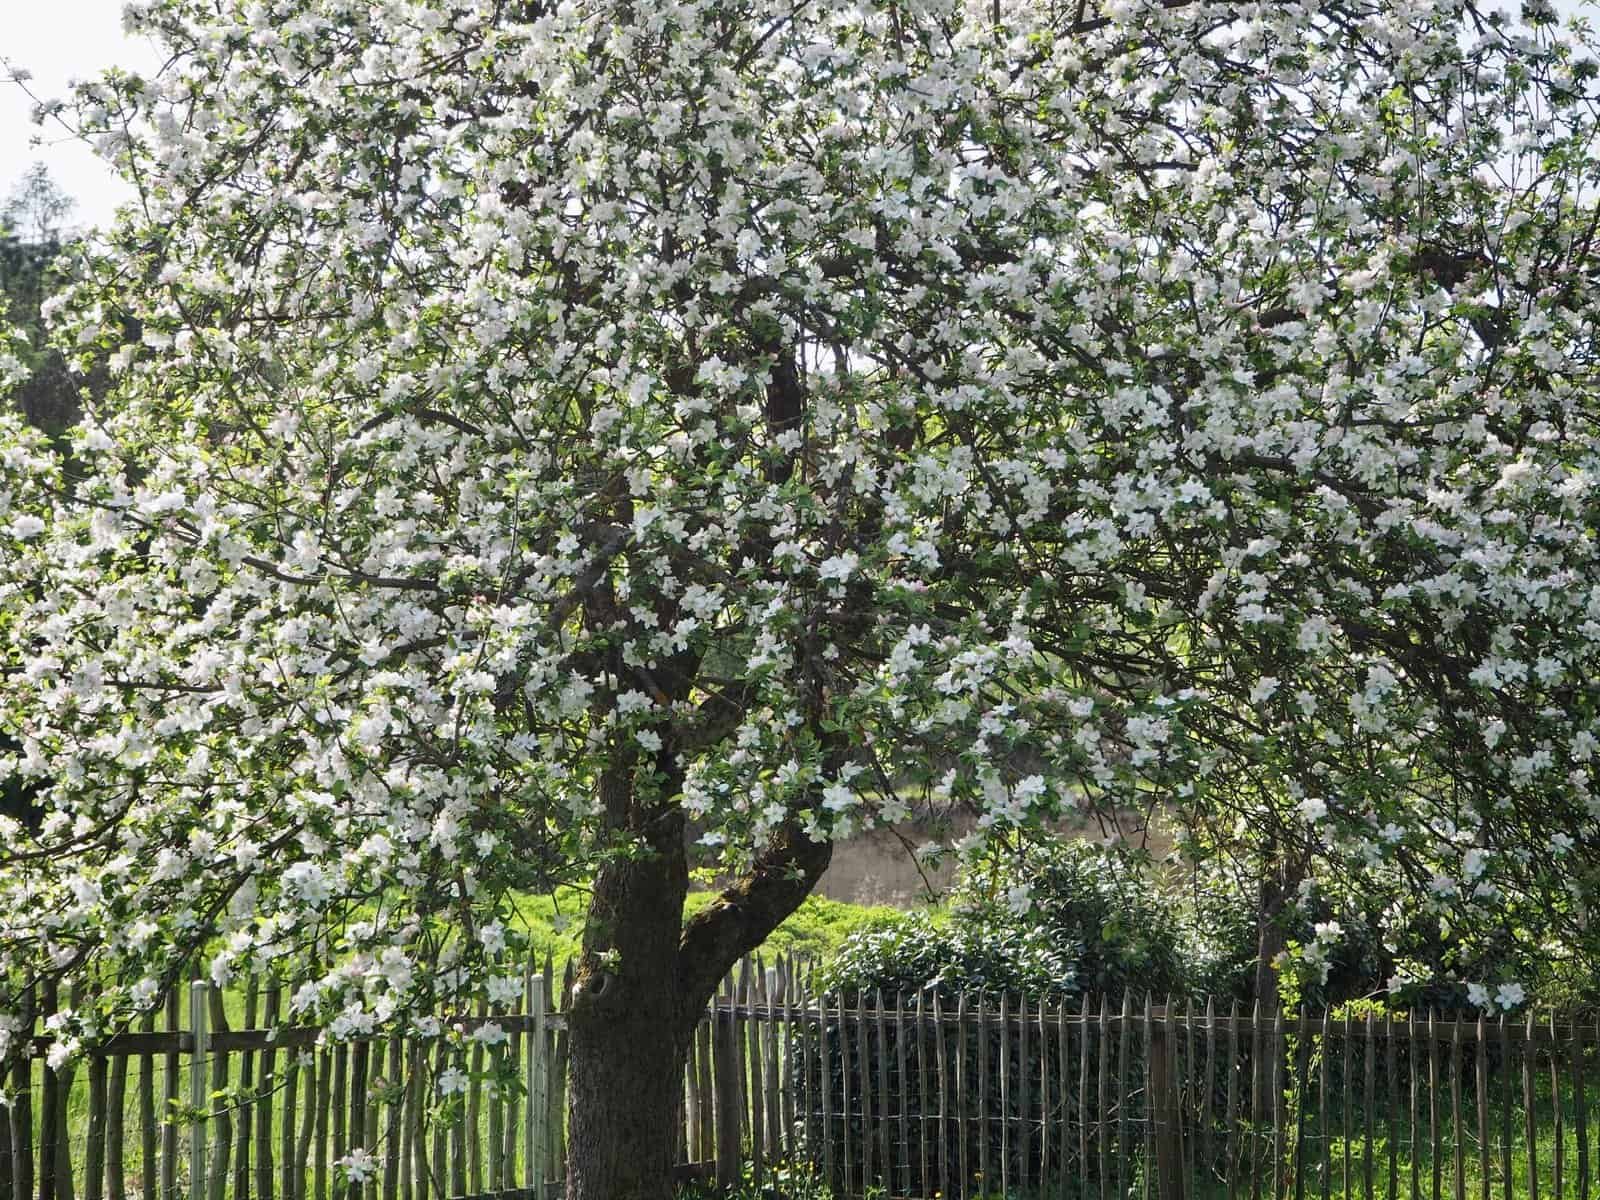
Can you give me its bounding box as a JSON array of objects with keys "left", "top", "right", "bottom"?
[{"left": 560, "top": 751, "right": 833, "bottom": 1200}]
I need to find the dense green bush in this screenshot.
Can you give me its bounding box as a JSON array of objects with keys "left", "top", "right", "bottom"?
[
  {"left": 799, "top": 842, "right": 1191, "bottom": 1196},
  {"left": 816, "top": 911, "right": 1077, "bottom": 1002},
  {"left": 819, "top": 841, "right": 1187, "bottom": 1004}
]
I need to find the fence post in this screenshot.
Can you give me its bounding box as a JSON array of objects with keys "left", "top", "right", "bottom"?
[
  {"left": 1152, "top": 1006, "right": 1186, "bottom": 1200},
  {"left": 527, "top": 973, "right": 546, "bottom": 1200},
  {"left": 189, "top": 981, "right": 208, "bottom": 1200},
  {"left": 8, "top": 984, "right": 34, "bottom": 1200},
  {"left": 0, "top": 1013, "right": 11, "bottom": 1200},
  {"left": 713, "top": 999, "right": 742, "bottom": 1191}
]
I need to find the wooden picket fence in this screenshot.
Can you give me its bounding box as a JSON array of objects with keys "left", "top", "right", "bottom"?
[{"left": 5, "top": 960, "right": 1600, "bottom": 1200}]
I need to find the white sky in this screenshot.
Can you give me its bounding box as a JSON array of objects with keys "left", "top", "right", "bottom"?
[
  {"left": 1, "top": 0, "right": 1596, "bottom": 234},
  {"left": 0, "top": 0, "right": 163, "bottom": 233}
]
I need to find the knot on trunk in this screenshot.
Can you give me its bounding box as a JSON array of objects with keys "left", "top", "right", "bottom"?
[{"left": 568, "top": 968, "right": 618, "bottom": 1017}]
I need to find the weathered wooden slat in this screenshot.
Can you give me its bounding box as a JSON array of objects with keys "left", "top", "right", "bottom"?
[
  {"left": 1004, "top": 991, "right": 1015, "bottom": 1199},
  {"left": 874, "top": 987, "right": 889, "bottom": 1190},
  {"left": 713, "top": 993, "right": 741, "bottom": 1192},
  {"left": 40, "top": 981, "right": 61, "bottom": 1200},
  {"left": 1501, "top": 1015, "right": 1514, "bottom": 1200},
  {"left": 235, "top": 980, "right": 257, "bottom": 1200},
  {"left": 333, "top": 1043, "right": 352, "bottom": 1200},
  {"left": 1573, "top": 1015, "right": 1588, "bottom": 1200},
  {"left": 1290, "top": 1015, "right": 1309, "bottom": 1200},
  {"left": 1190, "top": 998, "right": 1203, "bottom": 1196},
  {"left": 0, "top": 996, "right": 14, "bottom": 1200},
  {"left": 1280, "top": 1011, "right": 1292, "bottom": 1200},
  {"left": 916, "top": 991, "right": 930, "bottom": 1198},
  {"left": 502, "top": 1008, "right": 517, "bottom": 1200},
  {"left": 683, "top": 1006, "right": 702, "bottom": 1167},
  {"left": 1552, "top": 1012, "right": 1565, "bottom": 1200},
  {"left": 521, "top": 960, "right": 536, "bottom": 1198},
  {"left": 447, "top": 1045, "right": 466, "bottom": 1200},
  {"left": 186, "top": 982, "right": 206, "bottom": 1200},
  {"left": 358, "top": 1036, "right": 380, "bottom": 1197},
  {"left": 383, "top": 1033, "right": 402, "bottom": 1200},
  {"left": 84, "top": 1054, "right": 108, "bottom": 1200},
  {"left": 138, "top": 1006, "right": 156, "bottom": 1200},
  {"left": 1319, "top": 1011, "right": 1330, "bottom": 1200},
  {"left": 1477, "top": 1014, "right": 1490, "bottom": 1200},
  {"left": 733, "top": 961, "right": 751, "bottom": 1163},
  {"left": 1109, "top": 994, "right": 1123, "bottom": 1200},
  {"left": 1524, "top": 1012, "right": 1538, "bottom": 1200},
  {"left": 766, "top": 970, "right": 784, "bottom": 1165},
  {"left": 281, "top": 1034, "right": 301, "bottom": 1200},
  {"left": 852, "top": 978, "right": 869, "bottom": 1190},
  {"left": 11, "top": 986, "right": 36, "bottom": 1200},
  {"left": 934, "top": 991, "right": 950, "bottom": 1199},
  {"left": 403, "top": 1042, "right": 424, "bottom": 1200},
  {"left": 704, "top": 998, "right": 723, "bottom": 1187},
  {"left": 1146, "top": 996, "right": 1157, "bottom": 1200},
  {"left": 1440, "top": 1017, "right": 1452, "bottom": 1200},
  {"left": 896, "top": 991, "right": 910, "bottom": 1196},
  {"left": 106, "top": 1035, "right": 127, "bottom": 1200},
  {"left": 1420, "top": 1017, "right": 1433, "bottom": 1200},
  {"left": 1366, "top": 1012, "right": 1378, "bottom": 1200},
  {"left": 487, "top": 1015, "right": 505, "bottom": 1196},
  {"left": 1203, "top": 997, "right": 1217, "bottom": 1196},
  {"left": 1259, "top": 1000, "right": 1273, "bottom": 1200},
  {"left": 465, "top": 998, "right": 483, "bottom": 1200},
  {"left": 1224, "top": 999, "right": 1239, "bottom": 1200},
  {"left": 317, "top": 1043, "right": 335, "bottom": 1200},
  {"left": 748, "top": 962, "right": 765, "bottom": 1188},
  {"left": 295, "top": 1049, "right": 319, "bottom": 1200},
  {"left": 1081, "top": 993, "right": 1093, "bottom": 1200},
  {"left": 541, "top": 956, "right": 558, "bottom": 1195},
  {"left": 1039, "top": 995, "right": 1051, "bottom": 1194},
  {"left": 1150, "top": 997, "right": 1178, "bottom": 1200},
  {"left": 1019, "top": 992, "right": 1031, "bottom": 1197},
  {"left": 1389, "top": 1012, "right": 1400, "bottom": 1200},
  {"left": 552, "top": 960, "right": 572, "bottom": 1184},
  {"left": 427, "top": 1042, "right": 445, "bottom": 1200},
  {"left": 258, "top": 986, "right": 281, "bottom": 1200},
  {"left": 206, "top": 984, "right": 231, "bottom": 1200},
  {"left": 1451, "top": 1016, "right": 1465, "bottom": 1200},
  {"left": 1342, "top": 1008, "right": 1353, "bottom": 1200},
  {"left": 1117, "top": 992, "right": 1133, "bottom": 1200},
  {"left": 780, "top": 965, "right": 796, "bottom": 1165},
  {"left": 838, "top": 987, "right": 853, "bottom": 1197},
  {"left": 1059, "top": 999, "right": 1072, "bottom": 1200},
  {"left": 973, "top": 989, "right": 984, "bottom": 1196}
]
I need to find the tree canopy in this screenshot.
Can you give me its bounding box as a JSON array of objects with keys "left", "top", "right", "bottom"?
[{"left": 3, "top": 0, "right": 1600, "bottom": 1191}]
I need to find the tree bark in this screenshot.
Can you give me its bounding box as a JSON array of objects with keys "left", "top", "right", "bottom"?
[
  {"left": 564, "top": 755, "right": 695, "bottom": 1200},
  {"left": 564, "top": 987, "right": 693, "bottom": 1200},
  {"left": 561, "top": 764, "right": 833, "bottom": 1199}
]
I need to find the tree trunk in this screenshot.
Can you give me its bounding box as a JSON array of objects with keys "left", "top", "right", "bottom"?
[
  {"left": 564, "top": 757, "right": 696, "bottom": 1200},
  {"left": 565, "top": 996, "right": 692, "bottom": 1200},
  {"left": 1253, "top": 870, "right": 1287, "bottom": 1016},
  {"left": 560, "top": 745, "right": 833, "bottom": 1200}
]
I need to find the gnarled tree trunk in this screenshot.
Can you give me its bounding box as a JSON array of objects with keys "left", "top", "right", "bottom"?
[{"left": 562, "top": 758, "right": 832, "bottom": 1200}]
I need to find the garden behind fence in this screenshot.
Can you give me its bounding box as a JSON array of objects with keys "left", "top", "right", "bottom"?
[{"left": 5, "top": 955, "right": 1599, "bottom": 1200}]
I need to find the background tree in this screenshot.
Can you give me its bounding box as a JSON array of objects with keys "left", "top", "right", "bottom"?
[
  {"left": 4, "top": 1, "right": 1600, "bottom": 1197},
  {"left": 0, "top": 164, "right": 81, "bottom": 437}
]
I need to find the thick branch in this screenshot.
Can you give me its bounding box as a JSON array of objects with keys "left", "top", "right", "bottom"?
[{"left": 675, "top": 819, "right": 832, "bottom": 1006}]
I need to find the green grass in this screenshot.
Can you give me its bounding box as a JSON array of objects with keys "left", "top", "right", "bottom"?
[{"left": 506, "top": 887, "right": 903, "bottom": 965}]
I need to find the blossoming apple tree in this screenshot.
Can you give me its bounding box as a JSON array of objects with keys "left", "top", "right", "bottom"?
[{"left": 4, "top": 0, "right": 1600, "bottom": 1194}]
